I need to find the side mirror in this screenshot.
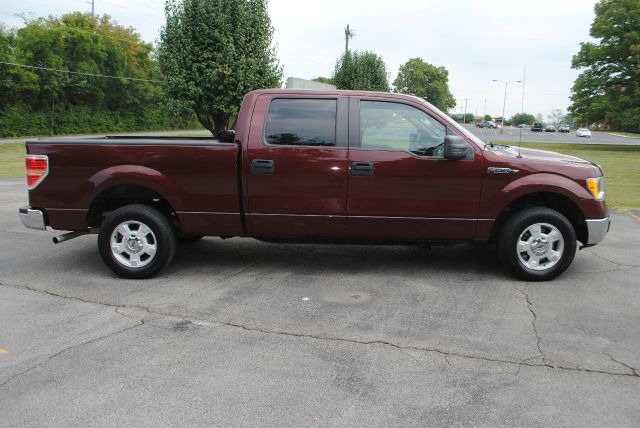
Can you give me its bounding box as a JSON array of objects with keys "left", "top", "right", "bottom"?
[
  {"left": 444, "top": 135, "right": 468, "bottom": 160},
  {"left": 219, "top": 130, "right": 236, "bottom": 143}
]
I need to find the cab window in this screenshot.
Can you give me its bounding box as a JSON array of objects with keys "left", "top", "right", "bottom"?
[
  {"left": 360, "top": 101, "right": 447, "bottom": 157},
  {"left": 264, "top": 98, "right": 337, "bottom": 147}
]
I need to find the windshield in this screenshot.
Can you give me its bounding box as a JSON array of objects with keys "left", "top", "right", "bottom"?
[{"left": 417, "top": 98, "right": 487, "bottom": 148}]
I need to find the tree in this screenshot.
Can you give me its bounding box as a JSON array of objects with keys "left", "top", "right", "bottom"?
[
  {"left": 484, "top": 114, "right": 492, "bottom": 121},
  {"left": 569, "top": 0, "right": 640, "bottom": 132},
  {"left": 0, "top": 13, "right": 190, "bottom": 137},
  {"left": 510, "top": 112, "right": 536, "bottom": 126},
  {"left": 312, "top": 76, "right": 334, "bottom": 84},
  {"left": 333, "top": 50, "right": 389, "bottom": 92},
  {"left": 393, "top": 58, "right": 456, "bottom": 112},
  {"left": 547, "top": 109, "right": 568, "bottom": 127},
  {"left": 158, "top": 0, "right": 282, "bottom": 135}
]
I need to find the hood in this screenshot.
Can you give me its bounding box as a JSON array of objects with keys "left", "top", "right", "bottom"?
[{"left": 488, "top": 145, "right": 591, "bottom": 165}]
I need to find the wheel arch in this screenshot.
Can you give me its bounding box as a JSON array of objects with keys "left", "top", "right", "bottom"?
[
  {"left": 491, "top": 191, "right": 587, "bottom": 244},
  {"left": 86, "top": 184, "right": 181, "bottom": 231}
]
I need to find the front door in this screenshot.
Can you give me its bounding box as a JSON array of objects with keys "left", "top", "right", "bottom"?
[
  {"left": 347, "top": 98, "right": 483, "bottom": 241},
  {"left": 245, "top": 95, "right": 349, "bottom": 239}
]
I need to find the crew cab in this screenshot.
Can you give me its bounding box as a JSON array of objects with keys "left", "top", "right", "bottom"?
[{"left": 20, "top": 89, "right": 610, "bottom": 281}]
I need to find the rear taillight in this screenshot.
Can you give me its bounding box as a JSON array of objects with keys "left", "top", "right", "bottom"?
[{"left": 25, "top": 155, "right": 49, "bottom": 190}]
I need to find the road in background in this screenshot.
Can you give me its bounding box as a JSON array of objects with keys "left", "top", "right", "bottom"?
[
  {"left": 464, "top": 124, "right": 640, "bottom": 145},
  {"left": 1, "top": 177, "right": 639, "bottom": 426},
  {"left": 0, "top": 129, "right": 211, "bottom": 144}
]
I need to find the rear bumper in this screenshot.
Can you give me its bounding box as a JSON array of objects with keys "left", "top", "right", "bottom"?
[
  {"left": 19, "top": 206, "right": 47, "bottom": 231},
  {"left": 585, "top": 217, "right": 610, "bottom": 245}
]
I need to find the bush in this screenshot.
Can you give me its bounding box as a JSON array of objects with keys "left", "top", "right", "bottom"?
[{"left": 0, "top": 104, "right": 198, "bottom": 137}]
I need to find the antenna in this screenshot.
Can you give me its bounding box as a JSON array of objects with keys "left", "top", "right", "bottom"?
[{"left": 518, "top": 66, "right": 526, "bottom": 158}]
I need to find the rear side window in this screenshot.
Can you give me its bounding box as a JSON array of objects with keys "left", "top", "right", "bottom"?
[{"left": 264, "top": 98, "right": 337, "bottom": 147}]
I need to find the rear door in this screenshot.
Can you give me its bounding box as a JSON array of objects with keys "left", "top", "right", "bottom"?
[
  {"left": 244, "top": 95, "right": 349, "bottom": 238},
  {"left": 347, "top": 97, "right": 484, "bottom": 241}
]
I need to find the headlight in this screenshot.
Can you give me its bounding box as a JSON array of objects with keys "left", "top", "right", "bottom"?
[{"left": 586, "top": 177, "right": 606, "bottom": 200}]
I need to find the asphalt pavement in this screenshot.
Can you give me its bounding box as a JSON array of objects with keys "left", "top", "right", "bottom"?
[
  {"left": 1, "top": 177, "right": 639, "bottom": 426},
  {"left": 464, "top": 125, "right": 640, "bottom": 145}
]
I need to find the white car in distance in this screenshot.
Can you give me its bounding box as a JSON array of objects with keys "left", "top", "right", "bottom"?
[{"left": 576, "top": 128, "right": 592, "bottom": 138}]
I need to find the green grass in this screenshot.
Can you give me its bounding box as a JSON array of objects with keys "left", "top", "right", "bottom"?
[
  {"left": 0, "top": 143, "right": 25, "bottom": 177},
  {"left": 517, "top": 143, "right": 640, "bottom": 209},
  {"left": 599, "top": 131, "right": 640, "bottom": 138}
]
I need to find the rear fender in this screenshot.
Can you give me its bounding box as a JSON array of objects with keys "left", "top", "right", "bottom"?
[{"left": 81, "top": 165, "right": 183, "bottom": 210}]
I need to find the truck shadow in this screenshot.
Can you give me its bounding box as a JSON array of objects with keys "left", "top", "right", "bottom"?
[{"left": 170, "top": 238, "right": 505, "bottom": 278}]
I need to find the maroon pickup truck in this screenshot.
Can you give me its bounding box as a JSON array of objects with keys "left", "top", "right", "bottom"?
[{"left": 19, "top": 89, "right": 609, "bottom": 280}]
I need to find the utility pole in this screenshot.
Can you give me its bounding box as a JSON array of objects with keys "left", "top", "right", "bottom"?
[
  {"left": 483, "top": 98, "right": 487, "bottom": 119},
  {"left": 344, "top": 25, "right": 355, "bottom": 53},
  {"left": 521, "top": 66, "right": 526, "bottom": 114},
  {"left": 492, "top": 79, "right": 522, "bottom": 133},
  {"left": 86, "top": 0, "right": 95, "bottom": 17},
  {"left": 463, "top": 98, "right": 469, "bottom": 123}
]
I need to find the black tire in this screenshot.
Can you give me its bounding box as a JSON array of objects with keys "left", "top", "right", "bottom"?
[
  {"left": 98, "top": 204, "right": 176, "bottom": 279},
  {"left": 498, "top": 207, "right": 577, "bottom": 281}
]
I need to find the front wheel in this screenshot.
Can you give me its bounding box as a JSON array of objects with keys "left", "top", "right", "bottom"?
[
  {"left": 498, "top": 207, "right": 577, "bottom": 281},
  {"left": 98, "top": 204, "right": 176, "bottom": 279}
]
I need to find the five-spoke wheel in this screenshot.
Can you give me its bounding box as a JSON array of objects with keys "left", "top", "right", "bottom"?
[
  {"left": 498, "top": 207, "right": 576, "bottom": 281},
  {"left": 98, "top": 204, "right": 176, "bottom": 279}
]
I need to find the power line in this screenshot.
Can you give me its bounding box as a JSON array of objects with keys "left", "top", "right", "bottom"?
[
  {"left": 98, "top": 0, "right": 163, "bottom": 19},
  {"left": 0, "top": 61, "right": 158, "bottom": 82}
]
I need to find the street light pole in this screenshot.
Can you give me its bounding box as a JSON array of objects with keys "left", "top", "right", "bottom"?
[
  {"left": 463, "top": 98, "right": 469, "bottom": 123},
  {"left": 492, "top": 79, "right": 521, "bottom": 133}
]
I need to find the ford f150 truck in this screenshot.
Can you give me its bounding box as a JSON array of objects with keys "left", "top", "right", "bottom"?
[{"left": 19, "top": 89, "right": 610, "bottom": 280}]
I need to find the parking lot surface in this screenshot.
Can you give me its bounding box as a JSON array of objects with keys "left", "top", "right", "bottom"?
[
  {"left": 464, "top": 124, "right": 640, "bottom": 145},
  {"left": 1, "top": 177, "right": 639, "bottom": 426}
]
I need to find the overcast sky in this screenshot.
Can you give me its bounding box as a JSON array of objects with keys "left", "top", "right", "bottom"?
[{"left": 1, "top": 0, "right": 598, "bottom": 118}]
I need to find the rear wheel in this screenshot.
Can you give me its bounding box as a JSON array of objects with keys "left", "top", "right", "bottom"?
[
  {"left": 498, "top": 207, "right": 577, "bottom": 281},
  {"left": 98, "top": 204, "right": 176, "bottom": 279}
]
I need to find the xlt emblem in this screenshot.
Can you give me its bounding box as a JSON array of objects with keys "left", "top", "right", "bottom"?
[{"left": 487, "top": 167, "right": 520, "bottom": 174}]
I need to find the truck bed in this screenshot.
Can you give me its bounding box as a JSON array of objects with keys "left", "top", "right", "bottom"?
[{"left": 26, "top": 136, "right": 243, "bottom": 236}]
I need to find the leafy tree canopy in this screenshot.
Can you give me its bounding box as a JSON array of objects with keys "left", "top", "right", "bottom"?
[
  {"left": 393, "top": 57, "right": 456, "bottom": 112},
  {"left": 333, "top": 50, "right": 389, "bottom": 92},
  {"left": 569, "top": 0, "right": 640, "bottom": 132},
  {"left": 312, "top": 76, "right": 334, "bottom": 84},
  {"left": 510, "top": 112, "right": 536, "bottom": 125},
  {"left": 158, "top": 0, "right": 282, "bottom": 135},
  {"left": 0, "top": 13, "right": 192, "bottom": 137}
]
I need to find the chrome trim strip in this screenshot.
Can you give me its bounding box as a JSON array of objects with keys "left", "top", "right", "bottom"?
[
  {"left": 19, "top": 206, "right": 47, "bottom": 231},
  {"left": 585, "top": 217, "right": 610, "bottom": 245},
  {"left": 249, "top": 214, "right": 486, "bottom": 221}
]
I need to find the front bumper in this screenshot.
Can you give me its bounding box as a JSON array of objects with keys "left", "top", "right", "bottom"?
[
  {"left": 19, "top": 206, "right": 47, "bottom": 231},
  {"left": 585, "top": 217, "right": 610, "bottom": 245}
]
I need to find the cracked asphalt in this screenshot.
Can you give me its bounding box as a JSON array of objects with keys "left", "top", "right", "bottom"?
[{"left": 1, "top": 176, "right": 639, "bottom": 426}]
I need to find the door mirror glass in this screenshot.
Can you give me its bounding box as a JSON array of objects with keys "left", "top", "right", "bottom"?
[{"left": 444, "top": 135, "right": 469, "bottom": 160}]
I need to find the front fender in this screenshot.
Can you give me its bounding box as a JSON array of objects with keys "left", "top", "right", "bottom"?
[
  {"left": 482, "top": 172, "right": 594, "bottom": 219},
  {"left": 80, "top": 165, "right": 184, "bottom": 210}
]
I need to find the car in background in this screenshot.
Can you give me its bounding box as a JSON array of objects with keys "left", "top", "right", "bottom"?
[
  {"left": 531, "top": 123, "right": 544, "bottom": 132},
  {"left": 517, "top": 123, "right": 528, "bottom": 128},
  {"left": 476, "top": 121, "right": 497, "bottom": 129},
  {"left": 576, "top": 128, "right": 592, "bottom": 138},
  {"left": 559, "top": 125, "right": 571, "bottom": 133},
  {"left": 545, "top": 125, "right": 556, "bottom": 132}
]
